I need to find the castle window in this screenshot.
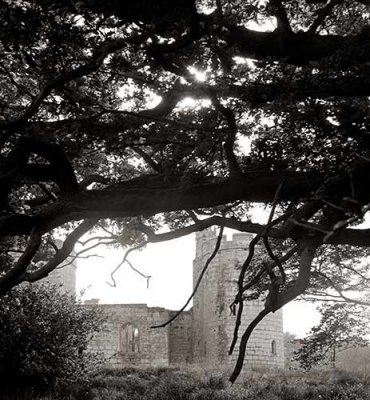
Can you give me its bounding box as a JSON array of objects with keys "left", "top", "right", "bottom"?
[
  {"left": 271, "top": 340, "right": 277, "bottom": 356},
  {"left": 120, "top": 324, "right": 140, "bottom": 353}
]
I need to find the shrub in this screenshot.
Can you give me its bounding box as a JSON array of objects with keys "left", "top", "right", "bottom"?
[{"left": 0, "top": 282, "right": 105, "bottom": 393}]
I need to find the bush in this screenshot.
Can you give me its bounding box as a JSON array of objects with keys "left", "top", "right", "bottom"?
[{"left": 0, "top": 282, "right": 105, "bottom": 393}]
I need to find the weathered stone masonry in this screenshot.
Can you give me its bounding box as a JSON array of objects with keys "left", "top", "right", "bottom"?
[
  {"left": 53, "top": 229, "right": 284, "bottom": 371},
  {"left": 86, "top": 303, "right": 193, "bottom": 368},
  {"left": 192, "top": 229, "right": 284, "bottom": 370}
]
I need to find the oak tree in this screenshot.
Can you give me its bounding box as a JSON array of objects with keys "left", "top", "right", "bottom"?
[{"left": 2, "top": 0, "right": 370, "bottom": 381}]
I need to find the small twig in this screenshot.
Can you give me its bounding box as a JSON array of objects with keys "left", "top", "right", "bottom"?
[
  {"left": 126, "top": 259, "right": 151, "bottom": 288},
  {"left": 315, "top": 270, "right": 370, "bottom": 306},
  {"left": 61, "top": 241, "right": 112, "bottom": 268},
  {"left": 324, "top": 203, "right": 370, "bottom": 242},
  {"left": 106, "top": 241, "right": 148, "bottom": 287},
  {"left": 229, "top": 235, "right": 267, "bottom": 354},
  {"left": 98, "top": 223, "right": 115, "bottom": 236},
  {"left": 341, "top": 264, "right": 370, "bottom": 283},
  {"left": 292, "top": 219, "right": 330, "bottom": 234},
  {"left": 56, "top": 253, "right": 104, "bottom": 269},
  {"left": 320, "top": 198, "right": 348, "bottom": 212},
  {"left": 78, "top": 235, "right": 115, "bottom": 246}
]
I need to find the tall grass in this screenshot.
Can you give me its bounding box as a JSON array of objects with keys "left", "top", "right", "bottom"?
[{"left": 6, "top": 367, "right": 370, "bottom": 400}]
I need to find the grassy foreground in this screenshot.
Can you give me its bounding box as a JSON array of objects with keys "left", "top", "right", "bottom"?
[{"left": 8, "top": 367, "right": 370, "bottom": 400}]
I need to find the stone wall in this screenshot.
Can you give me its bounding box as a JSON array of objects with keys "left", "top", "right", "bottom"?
[
  {"left": 168, "top": 310, "right": 193, "bottom": 365},
  {"left": 87, "top": 304, "right": 171, "bottom": 368}
]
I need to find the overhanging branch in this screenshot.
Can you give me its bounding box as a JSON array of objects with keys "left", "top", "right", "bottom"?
[
  {"left": 20, "top": 219, "right": 97, "bottom": 284},
  {"left": 152, "top": 224, "right": 225, "bottom": 328}
]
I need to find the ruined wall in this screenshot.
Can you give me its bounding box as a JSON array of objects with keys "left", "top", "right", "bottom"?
[
  {"left": 78, "top": 228, "right": 284, "bottom": 371},
  {"left": 168, "top": 310, "right": 193, "bottom": 365},
  {"left": 87, "top": 304, "right": 171, "bottom": 368},
  {"left": 192, "top": 229, "right": 284, "bottom": 371}
]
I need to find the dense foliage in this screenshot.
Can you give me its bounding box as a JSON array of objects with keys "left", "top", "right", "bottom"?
[
  {"left": 2, "top": 0, "right": 370, "bottom": 381},
  {"left": 0, "top": 283, "right": 105, "bottom": 392}
]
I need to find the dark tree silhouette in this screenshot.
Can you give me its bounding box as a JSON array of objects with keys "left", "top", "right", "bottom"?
[{"left": 2, "top": 0, "right": 370, "bottom": 381}]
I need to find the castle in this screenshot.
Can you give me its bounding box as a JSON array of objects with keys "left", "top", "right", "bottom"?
[{"left": 49, "top": 229, "right": 284, "bottom": 372}]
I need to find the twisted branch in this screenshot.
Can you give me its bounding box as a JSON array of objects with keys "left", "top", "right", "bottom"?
[{"left": 152, "top": 224, "right": 225, "bottom": 328}]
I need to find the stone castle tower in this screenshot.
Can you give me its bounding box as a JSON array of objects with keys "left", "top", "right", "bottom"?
[
  {"left": 55, "top": 228, "right": 284, "bottom": 371},
  {"left": 192, "top": 228, "right": 284, "bottom": 370}
]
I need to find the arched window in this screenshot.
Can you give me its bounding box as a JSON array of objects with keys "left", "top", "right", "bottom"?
[
  {"left": 120, "top": 323, "right": 140, "bottom": 353},
  {"left": 271, "top": 340, "right": 277, "bottom": 356}
]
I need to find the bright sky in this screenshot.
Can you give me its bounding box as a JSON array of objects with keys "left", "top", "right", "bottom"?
[{"left": 76, "top": 228, "right": 320, "bottom": 339}]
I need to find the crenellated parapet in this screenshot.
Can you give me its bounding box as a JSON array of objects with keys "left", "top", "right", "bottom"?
[{"left": 196, "top": 228, "right": 255, "bottom": 257}]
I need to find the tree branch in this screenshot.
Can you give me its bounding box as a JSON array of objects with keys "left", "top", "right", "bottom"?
[
  {"left": 270, "top": 0, "right": 292, "bottom": 34},
  {"left": 106, "top": 241, "right": 148, "bottom": 288},
  {"left": 131, "top": 147, "right": 163, "bottom": 173},
  {"left": 229, "top": 240, "right": 317, "bottom": 382},
  {"left": 308, "top": 0, "right": 344, "bottom": 33},
  {"left": 0, "top": 37, "right": 129, "bottom": 131},
  {"left": 314, "top": 270, "right": 370, "bottom": 306},
  {"left": 229, "top": 307, "right": 271, "bottom": 383},
  {"left": 0, "top": 227, "right": 42, "bottom": 294},
  {"left": 274, "top": 242, "right": 318, "bottom": 309},
  {"left": 20, "top": 219, "right": 97, "bottom": 283},
  {"left": 217, "top": 22, "right": 369, "bottom": 66},
  {"left": 210, "top": 95, "right": 242, "bottom": 177},
  {"left": 79, "top": 175, "right": 110, "bottom": 189},
  {"left": 229, "top": 180, "right": 288, "bottom": 356},
  {"left": 152, "top": 224, "right": 225, "bottom": 328}
]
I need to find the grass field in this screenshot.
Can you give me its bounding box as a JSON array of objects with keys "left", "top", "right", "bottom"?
[{"left": 4, "top": 367, "right": 370, "bottom": 400}]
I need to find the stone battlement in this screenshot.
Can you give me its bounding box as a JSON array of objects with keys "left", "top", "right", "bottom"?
[{"left": 195, "top": 228, "right": 255, "bottom": 260}]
